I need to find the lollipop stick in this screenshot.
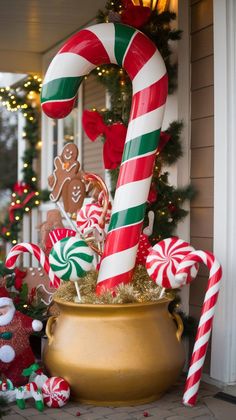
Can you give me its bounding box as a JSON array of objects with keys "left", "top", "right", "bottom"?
[
  {"left": 159, "top": 288, "right": 165, "bottom": 299},
  {"left": 57, "top": 201, "right": 102, "bottom": 256},
  {"left": 74, "top": 280, "right": 81, "bottom": 302},
  {"left": 56, "top": 201, "right": 77, "bottom": 232}
]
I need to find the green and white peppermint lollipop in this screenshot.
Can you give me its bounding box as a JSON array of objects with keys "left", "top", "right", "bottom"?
[{"left": 49, "top": 237, "right": 93, "bottom": 293}]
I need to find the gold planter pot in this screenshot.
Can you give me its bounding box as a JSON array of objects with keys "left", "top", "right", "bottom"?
[{"left": 43, "top": 298, "right": 185, "bottom": 406}]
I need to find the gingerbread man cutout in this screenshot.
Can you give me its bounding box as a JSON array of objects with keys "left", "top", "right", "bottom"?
[
  {"left": 48, "top": 143, "right": 80, "bottom": 202},
  {"left": 64, "top": 177, "right": 85, "bottom": 214}
]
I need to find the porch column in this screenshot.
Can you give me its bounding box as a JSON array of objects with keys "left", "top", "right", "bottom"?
[
  {"left": 17, "top": 112, "right": 26, "bottom": 181},
  {"left": 211, "top": 0, "right": 236, "bottom": 385}
]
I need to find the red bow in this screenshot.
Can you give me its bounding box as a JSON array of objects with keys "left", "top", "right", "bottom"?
[
  {"left": 9, "top": 191, "right": 37, "bottom": 222},
  {"left": 14, "top": 268, "right": 26, "bottom": 291},
  {"left": 13, "top": 182, "right": 30, "bottom": 195},
  {"left": 157, "top": 131, "right": 171, "bottom": 154},
  {"left": 121, "top": 0, "right": 151, "bottom": 28},
  {"left": 82, "top": 110, "right": 126, "bottom": 170}
]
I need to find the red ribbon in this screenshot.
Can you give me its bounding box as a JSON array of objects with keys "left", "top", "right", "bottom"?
[
  {"left": 14, "top": 268, "right": 26, "bottom": 291},
  {"left": 157, "top": 131, "right": 171, "bottom": 154},
  {"left": 9, "top": 191, "right": 37, "bottom": 222},
  {"left": 82, "top": 110, "right": 126, "bottom": 169},
  {"left": 13, "top": 182, "right": 31, "bottom": 195}
]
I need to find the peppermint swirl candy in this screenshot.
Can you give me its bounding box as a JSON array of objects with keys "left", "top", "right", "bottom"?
[
  {"left": 76, "top": 202, "right": 111, "bottom": 235},
  {"left": 49, "top": 237, "right": 93, "bottom": 281},
  {"left": 42, "top": 377, "right": 70, "bottom": 408},
  {"left": 146, "top": 237, "right": 198, "bottom": 288}
]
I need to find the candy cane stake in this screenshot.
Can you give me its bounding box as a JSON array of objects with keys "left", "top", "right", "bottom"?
[
  {"left": 174, "top": 250, "right": 222, "bottom": 407},
  {"left": 41, "top": 23, "right": 168, "bottom": 294},
  {"left": 5, "top": 243, "right": 61, "bottom": 288}
]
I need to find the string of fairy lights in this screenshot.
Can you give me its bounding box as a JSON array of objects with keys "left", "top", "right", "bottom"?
[{"left": 0, "top": 75, "right": 49, "bottom": 245}]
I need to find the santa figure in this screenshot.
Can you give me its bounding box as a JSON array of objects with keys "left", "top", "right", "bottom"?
[{"left": 0, "top": 287, "right": 43, "bottom": 386}]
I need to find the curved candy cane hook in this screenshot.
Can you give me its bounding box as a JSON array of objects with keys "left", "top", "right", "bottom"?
[
  {"left": 175, "top": 250, "right": 222, "bottom": 407},
  {"left": 5, "top": 243, "right": 61, "bottom": 288},
  {"left": 41, "top": 23, "right": 168, "bottom": 294}
]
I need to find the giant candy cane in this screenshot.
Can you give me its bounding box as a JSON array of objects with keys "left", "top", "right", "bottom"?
[
  {"left": 174, "top": 250, "right": 222, "bottom": 406},
  {"left": 41, "top": 23, "right": 168, "bottom": 293}
]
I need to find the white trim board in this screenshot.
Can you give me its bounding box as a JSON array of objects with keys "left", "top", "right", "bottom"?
[{"left": 211, "top": 0, "right": 236, "bottom": 385}]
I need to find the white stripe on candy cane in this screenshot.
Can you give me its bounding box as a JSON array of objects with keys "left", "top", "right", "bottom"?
[
  {"left": 88, "top": 23, "right": 117, "bottom": 64},
  {"left": 204, "top": 282, "right": 221, "bottom": 301},
  {"left": 132, "top": 51, "right": 167, "bottom": 94},
  {"left": 112, "top": 177, "right": 152, "bottom": 214},
  {"left": 126, "top": 105, "right": 165, "bottom": 142},
  {"left": 198, "top": 307, "right": 216, "bottom": 327},
  {"left": 43, "top": 53, "right": 94, "bottom": 84},
  {"left": 183, "top": 383, "right": 200, "bottom": 407},
  {"left": 187, "top": 356, "right": 205, "bottom": 378},
  {"left": 98, "top": 245, "right": 138, "bottom": 282},
  {"left": 193, "top": 330, "right": 211, "bottom": 353}
]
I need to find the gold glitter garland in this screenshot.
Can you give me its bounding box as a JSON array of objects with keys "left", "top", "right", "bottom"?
[{"left": 53, "top": 266, "right": 172, "bottom": 305}]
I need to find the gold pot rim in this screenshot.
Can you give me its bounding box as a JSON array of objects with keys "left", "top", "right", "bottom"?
[{"left": 53, "top": 297, "right": 172, "bottom": 310}]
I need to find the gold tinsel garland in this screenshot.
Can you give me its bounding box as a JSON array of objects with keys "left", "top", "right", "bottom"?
[{"left": 53, "top": 265, "right": 175, "bottom": 305}]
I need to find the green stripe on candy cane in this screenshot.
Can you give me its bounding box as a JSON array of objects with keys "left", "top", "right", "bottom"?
[
  {"left": 41, "top": 76, "right": 83, "bottom": 103},
  {"left": 108, "top": 203, "right": 145, "bottom": 232},
  {"left": 114, "top": 24, "right": 136, "bottom": 65},
  {"left": 41, "top": 23, "right": 168, "bottom": 294},
  {"left": 122, "top": 129, "right": 161, "bottom": 163}
]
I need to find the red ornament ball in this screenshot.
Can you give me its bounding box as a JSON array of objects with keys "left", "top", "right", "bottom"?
[{"left": 42, "top": 377, "right": 70, "bottom": 408}]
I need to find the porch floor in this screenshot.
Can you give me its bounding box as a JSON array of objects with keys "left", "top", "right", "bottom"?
[{"left": 5, "top": 376, "right": 236, "bottom": 420}]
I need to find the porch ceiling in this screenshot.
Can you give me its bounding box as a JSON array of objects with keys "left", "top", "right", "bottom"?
[{"left": 0, "top": 0, "right": 106, "bottom": 74}]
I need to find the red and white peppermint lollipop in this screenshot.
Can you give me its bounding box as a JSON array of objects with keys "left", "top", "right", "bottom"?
[
  {"left": 146, "top": 237, "right": 198, "bottom": 288},
  {"left": 76, "top": 203, "right": 111, "bottom": 235},
  {"left": 42, "top": 377, "right": 70, "bottom": 408}
]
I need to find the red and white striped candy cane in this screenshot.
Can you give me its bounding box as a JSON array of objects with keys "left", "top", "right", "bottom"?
[
  {"left": 5, "top": 243, "right": 61, "bottom": 288},
  {"left": 41, "top": 23, "right": 168, "bottom": 294},
  {"left": 174, "top": 250, "right": 222, "bottom": 407}
]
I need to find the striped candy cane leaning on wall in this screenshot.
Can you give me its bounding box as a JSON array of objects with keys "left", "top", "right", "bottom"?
[
  {"left": 174, "top": 250, "right": 222, "bottom": 406},
  {"left": 41, "top": 23, "right": 168, "bottom": 294}
]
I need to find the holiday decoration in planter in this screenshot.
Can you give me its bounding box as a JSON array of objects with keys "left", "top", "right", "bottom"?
[
  {"left": 44, "top": 297, "right": 185, "bottom": 405},
  {"left": 38, "top": 21, "right": 223, "bottom": 407},
  {"left": 41, "top": 22, "right": 168, "bottom": 295},
  {"left": 0, "top": 287, "right": 43, "bottom": 386}
]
